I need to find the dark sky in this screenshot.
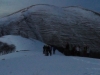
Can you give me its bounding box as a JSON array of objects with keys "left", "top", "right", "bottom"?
[{"left": 0, "top": 0, "right": 100, "bottom": 17}]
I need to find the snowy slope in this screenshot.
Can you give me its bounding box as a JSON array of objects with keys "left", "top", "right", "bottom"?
[
  {"left": 0, "top": 35, "right": 44, "bottom": 51},
  {"left": 0, "top": 35, "right": 62, "bottom": 58},
  {"left": 0, "top": 35, "right": 100, "bottom": 75},
  {"left": 0, "top": 4, "right": 100, "bottom": 51}
]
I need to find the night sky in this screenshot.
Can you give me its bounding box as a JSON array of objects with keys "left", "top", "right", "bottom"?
[{"left": 0, "top": 0, "right": 100, "bottom": 17}]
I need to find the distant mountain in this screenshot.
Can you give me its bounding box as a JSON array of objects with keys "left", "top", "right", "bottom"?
[{"left": 0, "top": 4, "right": 100, "bottom": 51}]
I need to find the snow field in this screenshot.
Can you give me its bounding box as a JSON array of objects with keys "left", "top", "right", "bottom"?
[{"left": 0, "top": 35, "right": 100, "bottom": 75}]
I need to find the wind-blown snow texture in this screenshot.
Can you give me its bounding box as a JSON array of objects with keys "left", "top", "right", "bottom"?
[
  {"left": 0, "top": 35, "right": 100, "bottom": 75},
  {"left": 0, "top": 4, "right": 100, "bottom": 51}
]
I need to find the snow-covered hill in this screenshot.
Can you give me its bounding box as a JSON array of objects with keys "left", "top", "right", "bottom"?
[
  {"left": 0, "top": 35, "right": 100, "bottom": 75},
  {"left": 0, "top": 35, "right": 44, "bottom": 51},
  {"left": 0, "top": 4, "right": 100, "bottom": 51}
]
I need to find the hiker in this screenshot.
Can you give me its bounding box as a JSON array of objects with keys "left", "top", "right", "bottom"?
[
  {"left": 71, "top": 45, "right": 76, "bottom": 56},
  {"left": 47, "top": 45, "right": 52, "bottom": 56},
  {"left": 43, "top": 45, "right": 52, "bottom": 56},
  {"left": 64, "top": 42, "right": 70, "bottom": 55},
  {"left": 76, "top": 45, "right": 80, "bottom": 56},
  {"left": 43, "top": 45, "right": 46, "bottom": 54},
  {"left": 53, "top": 46, "right": 56, "bottom": 54},
  {"left": 45, "top": 45, "right": 49, "bottom": 56},
  {"left": 85, "top": 45, "right": 90, "bottom": 57},
  {"left": 86, "top": 49, "right": 90, "bottom": 57},
  {"left": 83, "top": 45, "right": 89, "bottom": 57}
]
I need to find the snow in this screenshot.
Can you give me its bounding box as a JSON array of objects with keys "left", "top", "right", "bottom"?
[
  {"left": 26, "top": 4, "right": 66, "bottom": 17},
  {"left": 64, "top": 6, "right": 100, "bottom": 22},
  {"left": 0, "top": 35, "right": 100, "bottom": 75},
  {"left": 0, "top": 35, "right": 45, "bottom": 52}
]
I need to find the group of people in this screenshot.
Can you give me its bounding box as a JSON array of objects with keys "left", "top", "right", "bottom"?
[
  {"left": 43, "top": 45, "right": 56, "bottom": 56},
  {"left": 43, "top": 43, "right": 100, "bottom": 59},
  {"left": 63, "top": 43, "right": 90, "bottom": 57},
  {"left": 43, "top": 42, "right": 90, "bottom": 57}
]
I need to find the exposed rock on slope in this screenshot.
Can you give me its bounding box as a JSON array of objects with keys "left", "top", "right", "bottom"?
[{"left": 0, "top": 4, "right": 100, "bottom": 51}]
